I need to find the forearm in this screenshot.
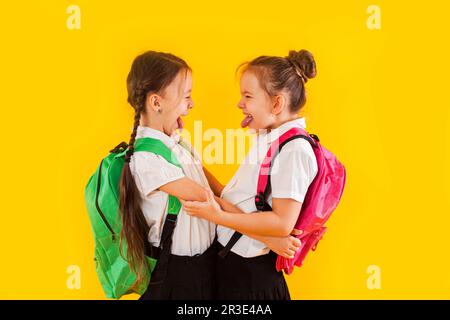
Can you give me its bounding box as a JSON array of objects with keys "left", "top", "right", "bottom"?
[
  {"left": 215, "top": 196, "right": 286, "bottom": 242},
  {"left": 182, "top": 193, "right": 301, "bottom": 247},
  {"left": 215, "top": 196, "right": 242, "bottom": 213},
  {"left": 215, "top": 197, "right": 266, "bottom": 242},
  {"left": 245, "top": 233, "right": 277, "bottom": 246},
  {"left": 159, "top": 177, "right": 208, "bottom": 202},
  {"left": 203, "top": 167, "right": 224, "bottom": 197},
  {"left": 214, "top": 210, "right": 290, "bottom": 237}
]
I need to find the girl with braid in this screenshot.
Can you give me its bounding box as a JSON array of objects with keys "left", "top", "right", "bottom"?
[
  {"left": 119, "top": 51, "right": 301, "bottom": 300},
  {"left": 120, "top": 51, "right": 215, "bottom": 300}
]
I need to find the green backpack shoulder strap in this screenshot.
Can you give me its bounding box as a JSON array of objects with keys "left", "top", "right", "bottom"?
[
  {"left": 118, "top": 137, "right": 182, "bottom": 216},
  {"left": 134, "top": 138, "right": 181, "bottom": 168}
]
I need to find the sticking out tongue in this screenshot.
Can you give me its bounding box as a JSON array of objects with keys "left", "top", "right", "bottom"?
[
  {"left": 241, "top": 115, "right": 253, "bottom": 128},
  {"left": 177, "top": 117, "right": 184, "bottom": 131}
]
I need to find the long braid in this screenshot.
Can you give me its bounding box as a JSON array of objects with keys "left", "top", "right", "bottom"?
[
  {"left": 119, "top": 93, "right": 147, "bottom": 286},
  {"left": 125, "top": 100, "right": 143, "bottom": 162}
]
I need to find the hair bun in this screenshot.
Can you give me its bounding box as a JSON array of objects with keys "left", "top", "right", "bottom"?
[{"left": 287, "top": 50, "right": 317, "bottom": 82}]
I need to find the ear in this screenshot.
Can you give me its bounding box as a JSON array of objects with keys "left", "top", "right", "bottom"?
[
  {"left": 146, "top": 93, "right": 161, "bottom": 113},
  {"left": 271, "top": 94, "right": 286, "bottom": 115}
]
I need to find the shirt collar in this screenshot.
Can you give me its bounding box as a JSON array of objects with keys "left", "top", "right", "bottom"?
[
  {"left": 258, "top": 117, "right": 307, "bottom": 144},
  {"left": 136, "top": 126, "right": 180, "bottom": 149}
]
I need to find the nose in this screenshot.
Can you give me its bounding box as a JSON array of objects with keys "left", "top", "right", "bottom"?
[{"left": 237, "top": 99, "right": 244, "bottom": 109}]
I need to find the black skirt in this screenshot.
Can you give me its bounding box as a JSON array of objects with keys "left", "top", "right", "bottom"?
[
  {"left": 139, "top": 242, "right": 216, "bottom": 300},
  {"left": 216, "top": 243, "right": 291, "bottom": 300}
]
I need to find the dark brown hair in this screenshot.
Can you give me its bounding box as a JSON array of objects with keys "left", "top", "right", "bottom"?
[
  {"left": 240, "top": 49, "right": 316, "bottom": 112},
  {"left": 119, "top": 51, "right": 190, "bottom": 286}
]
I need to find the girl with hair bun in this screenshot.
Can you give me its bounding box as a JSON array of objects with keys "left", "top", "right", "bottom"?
[{"left": 182, "top": 50, "right": 319, "bottom": 300}]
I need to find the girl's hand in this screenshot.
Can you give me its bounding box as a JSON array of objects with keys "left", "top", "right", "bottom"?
[
  {"left": 180, "top": 189, "right": 222, "bottom": 222},
  {"left": 263, "top": 229, "right": 303, "bottom": 259},
  {"left": 265, "top": 235, "right": 302, "bottom": 259}
]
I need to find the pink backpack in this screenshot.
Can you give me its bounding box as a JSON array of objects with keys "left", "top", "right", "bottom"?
[{"left": 218, "top": 127, "right": 346, "bottom": 274}]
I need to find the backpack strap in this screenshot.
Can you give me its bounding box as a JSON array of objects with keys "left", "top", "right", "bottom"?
[
  {"left": 134, "top": 137, "right": 182, "bottom": 167},
  {"left": 255, "top": 128, "right": 318, "bottom": 212},
  {"left": 218, "top": 128, "right": 319, "bottom": 258}
]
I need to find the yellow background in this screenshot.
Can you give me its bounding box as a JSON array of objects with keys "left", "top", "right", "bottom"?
[{"left": 1, "top": 0, "right": 449, "bottom": 299}]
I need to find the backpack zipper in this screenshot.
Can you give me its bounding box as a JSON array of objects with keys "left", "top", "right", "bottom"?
[{"left": 95, "top": 160, "right": 117, "bottom": 240}]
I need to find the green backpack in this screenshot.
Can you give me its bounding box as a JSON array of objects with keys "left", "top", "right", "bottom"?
[{"left": 84, "top": 138, "right": 182, "bottom": 299}]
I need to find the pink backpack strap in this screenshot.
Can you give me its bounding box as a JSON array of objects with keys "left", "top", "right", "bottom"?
[{"left": 255, "top": 127, "right": 319, "bottom": 211}]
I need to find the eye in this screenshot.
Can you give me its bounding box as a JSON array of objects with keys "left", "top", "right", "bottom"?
[{"left": 245, "top": 95, "right": 252, "bottom": 99}]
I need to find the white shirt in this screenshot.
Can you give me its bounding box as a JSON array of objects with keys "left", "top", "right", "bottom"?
[
  {"left": 129, "top": 126, "right": 216, "bottom": 256},
  {"left": 217, "top": 118, "right": 318, "bottom": 258}
]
